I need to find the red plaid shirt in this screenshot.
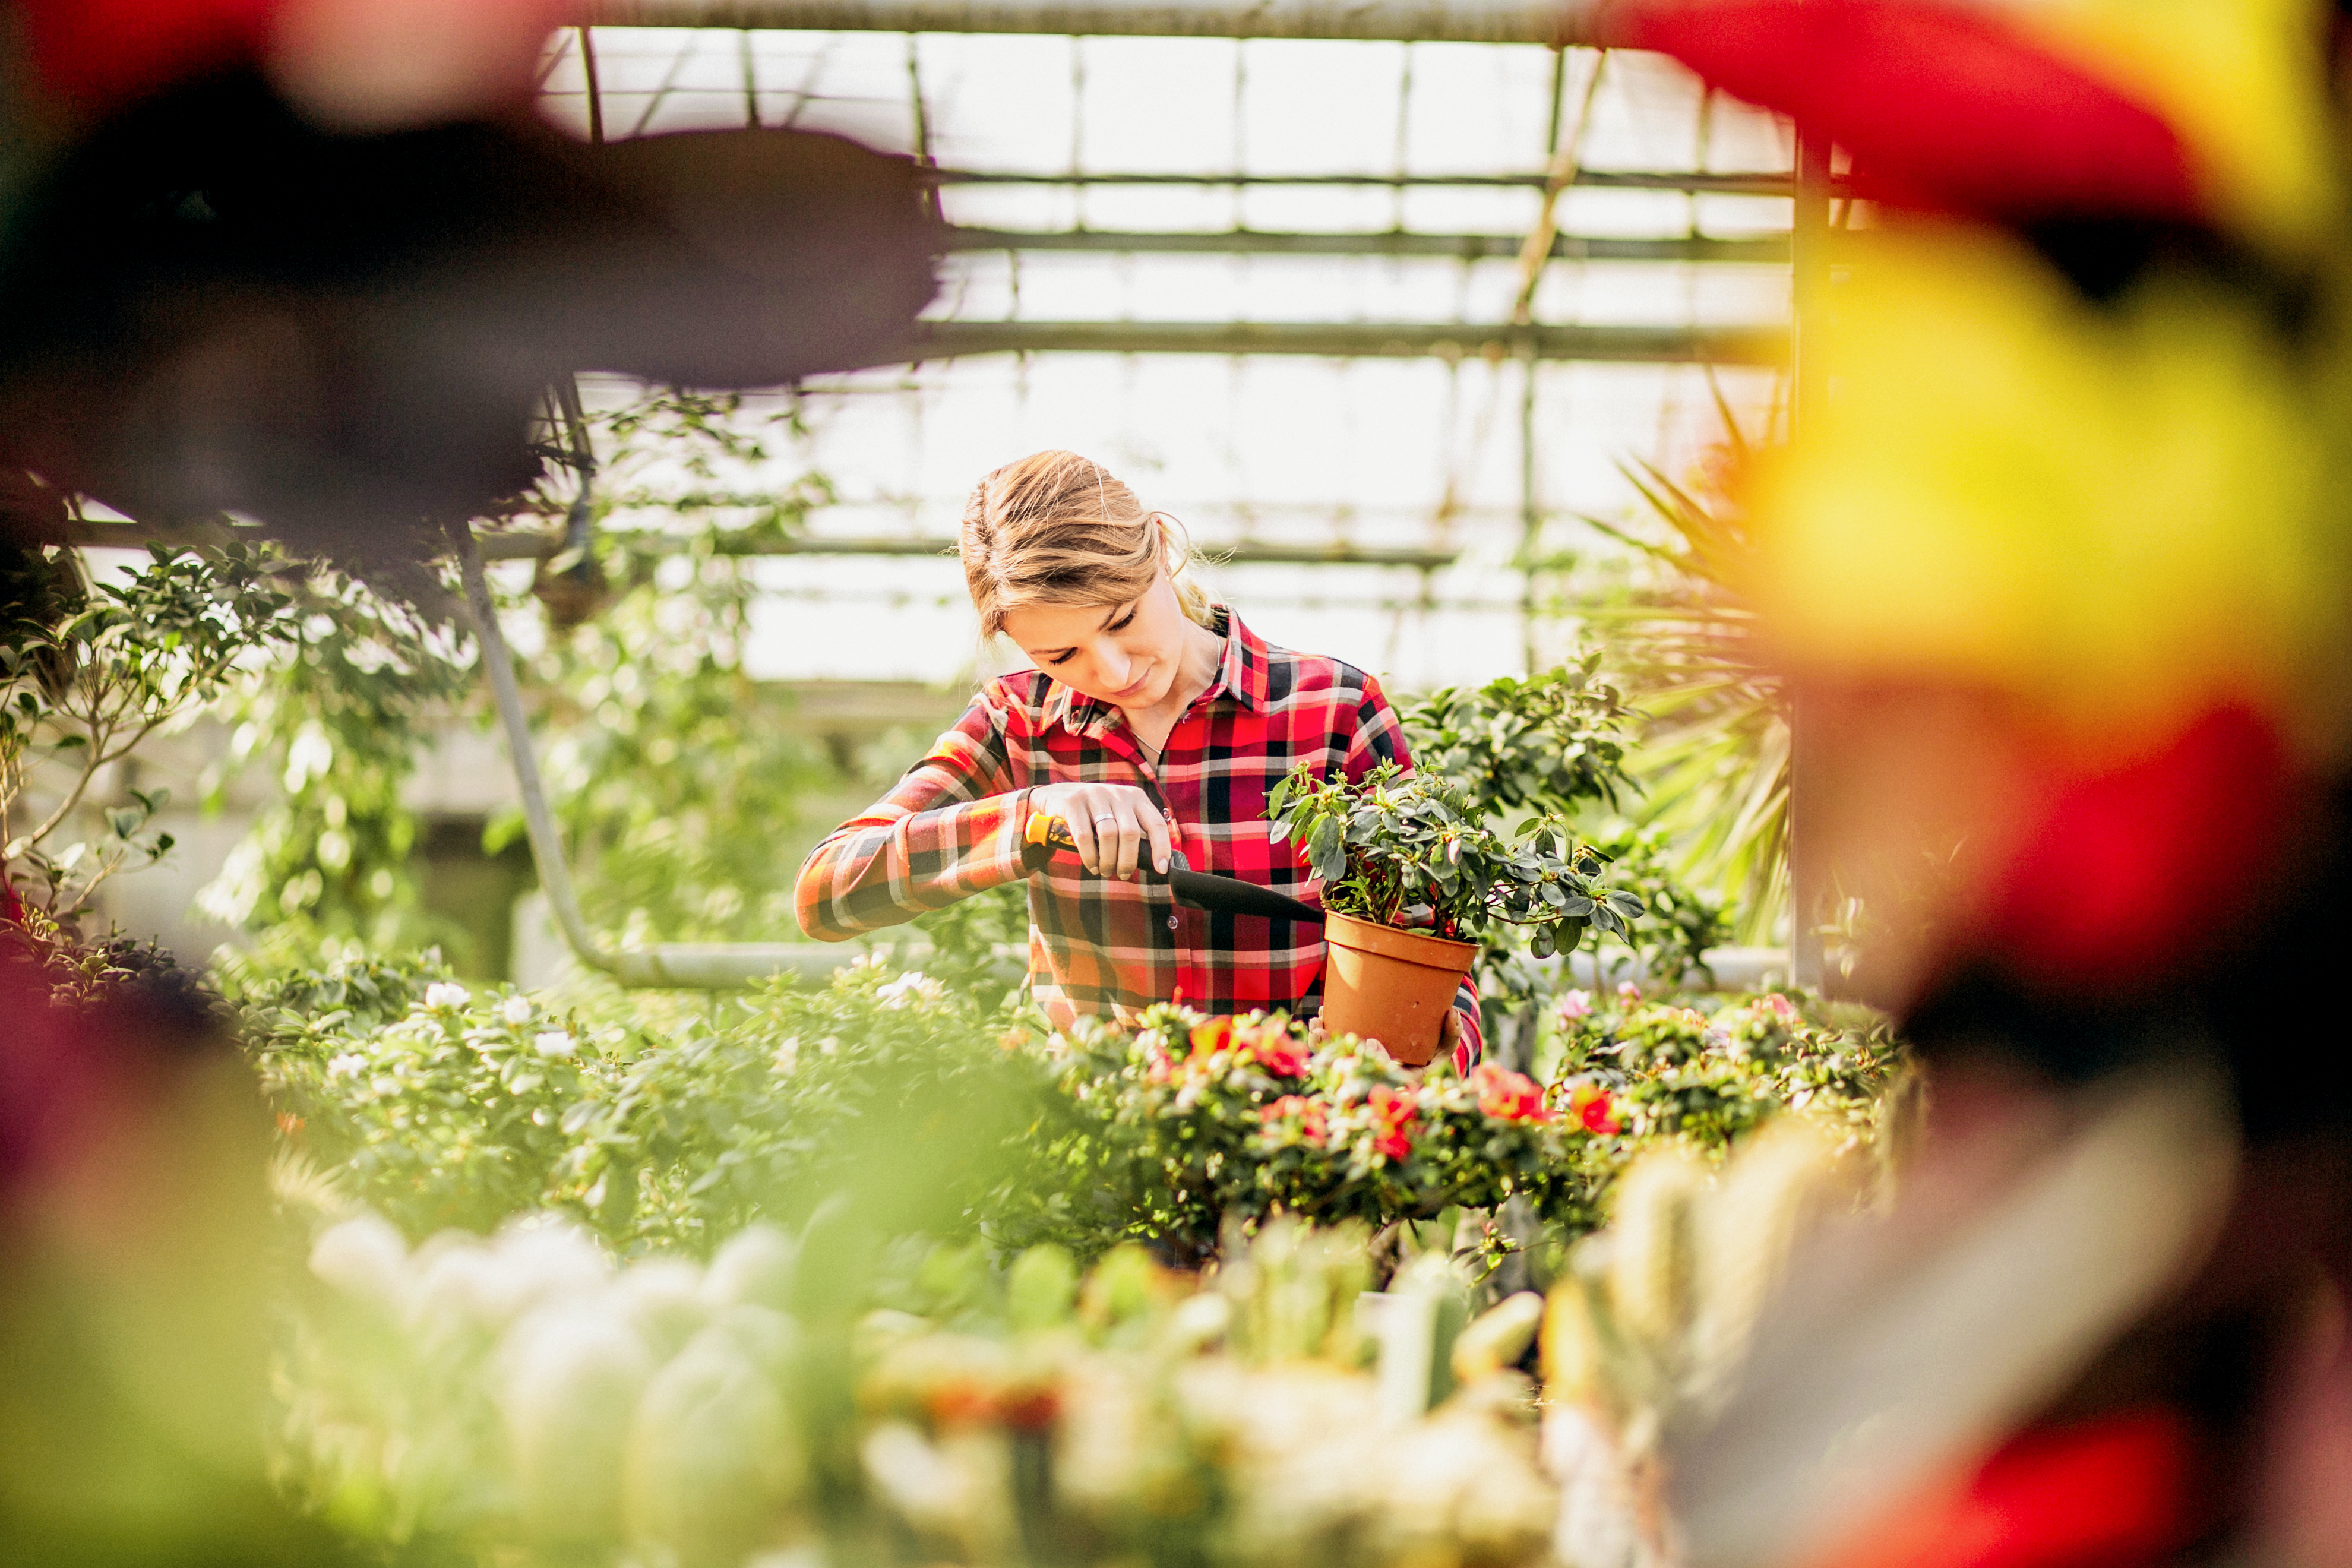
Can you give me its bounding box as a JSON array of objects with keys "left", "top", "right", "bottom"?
[{"left": 796, "top": 608, "right": 1483, "bottom": 1064}]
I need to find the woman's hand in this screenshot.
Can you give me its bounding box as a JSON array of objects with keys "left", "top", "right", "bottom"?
[
  {"left": 1304, "top": 1007, "right": 1461, "bottom": 1072},
  {"left": 1030, "top": 782, "right": 1173, "bottom": 880}
]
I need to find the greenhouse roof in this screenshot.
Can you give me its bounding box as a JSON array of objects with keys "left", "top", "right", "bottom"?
[{"left": 527, "top": 21, "right": 1804, "bottom": 686}]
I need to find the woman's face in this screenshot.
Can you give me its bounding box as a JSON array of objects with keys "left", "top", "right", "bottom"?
[{"left": 999, "top": 565, "right": 1199, "bottom": 710}]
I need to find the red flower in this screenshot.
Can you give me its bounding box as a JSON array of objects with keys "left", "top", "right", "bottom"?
[
  {"left": 1189, "top": 1017, "right": 1237, "bottom": 1058},
  {"left": 1368, "top": 1085, "right": 1417, "bottom": 1161},
  {"left": 1569, "top": 1082, "right": 1623, "bottom": 1137},
  {"left": 1468, "top": 1063, "right": 1552, "bottom": 1123},
  {"left": 994, "top": 1386, "right": 1061, "bottom": 1431},
  {"left": 1260, "top": 1093, "right": 1329, "bottom": 1143},
  {"left": 1241, "top": 1019, "right": 1311, "bottom": 1079}
]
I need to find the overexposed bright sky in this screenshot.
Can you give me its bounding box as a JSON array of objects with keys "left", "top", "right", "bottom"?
[{"left": 540, "top": 29, "right": 1793, "bottom": 689}]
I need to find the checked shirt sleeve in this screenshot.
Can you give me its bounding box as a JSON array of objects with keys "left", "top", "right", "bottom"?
[
  {"left": 795, "top": 688, "right": 1035, "bottom": 941},
  {"left": 1339, "top": 674, "right": 1411, "bottom": 782}
]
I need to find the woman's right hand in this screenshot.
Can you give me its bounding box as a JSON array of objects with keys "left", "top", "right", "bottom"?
[{"left": 1029, "top": 782, "right": 1172, "bottom": 880}]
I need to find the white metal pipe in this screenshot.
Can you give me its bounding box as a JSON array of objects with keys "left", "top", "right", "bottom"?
[
  {"left": 455, "top": 524, "right": 617, "bottom": 976},
  {"left": 573, "top": 0, "right": 1602, "bottom": 45}
]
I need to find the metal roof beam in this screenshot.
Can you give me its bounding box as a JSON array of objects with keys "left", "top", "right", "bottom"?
[
  {"left": 896, "top": 319, "right": 1785, "bottom": 363},
  {"left": 574, "top": 0, "right": 1602, "bottom": 45},
  {"left": 935, "top": 167, "right": 1806, "bottom": 195},
  {"left": 489, "top": 530, "right": 1465, "bottom": 566},
  {"left": 945, "top": 226, "right": 1788, "bottom": 262},
  {"left": 59, "top": 518, "right": 1465, "bottom": 570}
]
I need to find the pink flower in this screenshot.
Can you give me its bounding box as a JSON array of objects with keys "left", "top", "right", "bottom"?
[
  {"left": 1763, "top": 992, "right": 1800, "bottom": 1024},
  {"left": 1368, "top": 1085, "right": 1417, "bottom": 1160},
  {"left": 1468, "top": 1063, "right": 1552, "bottom": 1123},
  {"left": 1569, "top": 1082, "right": 1622, "bottom": 1136},
  {"left": 1616, "top": 981, "right": 1643, "bottom": 1005},
  {"left": 1556, "top": 988, "right": 1594, "bottom": 1022}
]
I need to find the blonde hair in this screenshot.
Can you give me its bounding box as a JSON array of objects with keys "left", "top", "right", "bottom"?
[{"left": 960, "top": 450, "right": 1217, "bottom": 638}]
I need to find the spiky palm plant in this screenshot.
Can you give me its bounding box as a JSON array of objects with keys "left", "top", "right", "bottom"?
[{"left": 1579, "top": 433, "right": 1790, "bottom": 945}]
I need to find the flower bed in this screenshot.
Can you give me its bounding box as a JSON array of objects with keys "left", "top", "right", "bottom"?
[{"left": 242, "top": 953, "right": 1897, "bottom": 1267}]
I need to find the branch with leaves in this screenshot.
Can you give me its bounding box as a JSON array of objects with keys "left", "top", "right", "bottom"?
[
  {"left": 1, "top": 542, "right": 297, "bottom": 921},
  {"left": 1266, "top": 761, "right": 1645, "bottom": 959}
]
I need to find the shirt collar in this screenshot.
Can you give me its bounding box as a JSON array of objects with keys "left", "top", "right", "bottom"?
[{"left": 1048, "top": 605, "right": 1266, "bottom": 736}]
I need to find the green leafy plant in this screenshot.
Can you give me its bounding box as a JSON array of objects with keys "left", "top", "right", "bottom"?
[
  {"left": 1547, "top": 986, "right": 1896, "bottom": 1161},
  {"left": 1266, "top": 760, "right": 1644, "bottom": 960},
  {"left": 201, "top": 564, "right": 474, "bottom": 953},
  {"left": 1399, "top": 659, "right": 1727, "bottom": 1013},
  {"left": 1, "top": 541, "right": 296, "bottom": 922},
  {"left": 492, "top": 391, "right": 841, "bottom": 946},
  {"left": 245, "top": 957, "right": 1058, "bottom": 1254},
  {"left": 1401, "top": 653, "right": 1639, "bottom": 818}
]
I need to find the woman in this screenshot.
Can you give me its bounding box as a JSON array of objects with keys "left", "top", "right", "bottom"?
[{"left": 795, "top": 450, "right": 1481, "bottom": 1067}]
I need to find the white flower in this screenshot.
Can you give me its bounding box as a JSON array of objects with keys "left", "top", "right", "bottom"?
[
  {"left": 875, "top": 971, "right": 944, "bottom": 1007},
  {"left": 498, "top": 1303, "right": 655, "bottom": 1541},
  {"left": 501, "top": 995, "right": 536, "bottom": 1026},
  {"left": 423, "top": 981, "right": 471, "bottom": 1011},
  {"left": 535, "top": 1030, "right": 578, "bottom": 1060},
  {"left": 309, "top": 1215, "right": 411, "bottom": 1308},
  {"left": 327, "top": 1051, "right": 366, "bottom": 1077},
  {"left": 624, "top": 1324, "right": 802, "bottom": 1557}
]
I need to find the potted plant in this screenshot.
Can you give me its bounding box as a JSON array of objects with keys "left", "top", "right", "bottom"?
[{"left": 1266, "top": 761, "right": 1645, "bottom": 1066}]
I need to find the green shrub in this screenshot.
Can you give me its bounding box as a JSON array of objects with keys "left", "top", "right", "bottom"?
[{"left": 243, "top": 950, "right": 1898, "bottom": 1269}]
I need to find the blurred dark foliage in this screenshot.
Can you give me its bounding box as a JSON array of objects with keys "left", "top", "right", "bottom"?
[{"left": 0, "top": 69, "right": 938, "bottom": 602}]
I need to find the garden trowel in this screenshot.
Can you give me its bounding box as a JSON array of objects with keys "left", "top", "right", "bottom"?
[{"left": 1024, "top": 814, "right": 1323, "bottom": 924}]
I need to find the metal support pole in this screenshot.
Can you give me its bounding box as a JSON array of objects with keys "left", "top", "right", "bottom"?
[
  {"left": 453, "top": 524, "right": 612, "bottom": 975},
  {"left": 1518, "top": 343, "right": 1541, "bottom": 676},
  {"left": 454, "top": 525, "right": 827, "bottom": 988},
  {"left": 1787, "top": 126, "right": 1832, "bottom": 990}
]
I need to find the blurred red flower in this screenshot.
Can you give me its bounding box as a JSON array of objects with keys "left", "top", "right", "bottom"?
[
  {"left": 1189, "top": 1017, "right": 1237, "bottom": 1058},
  {"left": 1242, "top": 1020, "right": 1311, "bottom": 1079},
  {"left": 1570, "top": 1082, "right": 1623, "bottom": 1137},
  {"left": 1260, "top": 1094, "right": 1329, "bottom": 1144},
  {"left": 1468, "top": 1063, "right": 1553, "bottom": 1123},
  {"left": 1369, "top": 1085, "right": 1417, "bottom": 1161}
]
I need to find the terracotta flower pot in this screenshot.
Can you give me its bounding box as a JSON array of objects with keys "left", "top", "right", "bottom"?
[{"left": 1320, "top": 912, "right": 1478, "bottom": 1067}]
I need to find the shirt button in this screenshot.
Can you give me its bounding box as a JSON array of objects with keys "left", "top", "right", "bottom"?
[{"left": 1167, "top": 913, "right": 1180, "bottom": 930}]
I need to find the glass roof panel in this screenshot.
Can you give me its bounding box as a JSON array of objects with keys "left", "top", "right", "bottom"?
[{"left": 539, "top": 27, "right": 1791, "bottom": 687}]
